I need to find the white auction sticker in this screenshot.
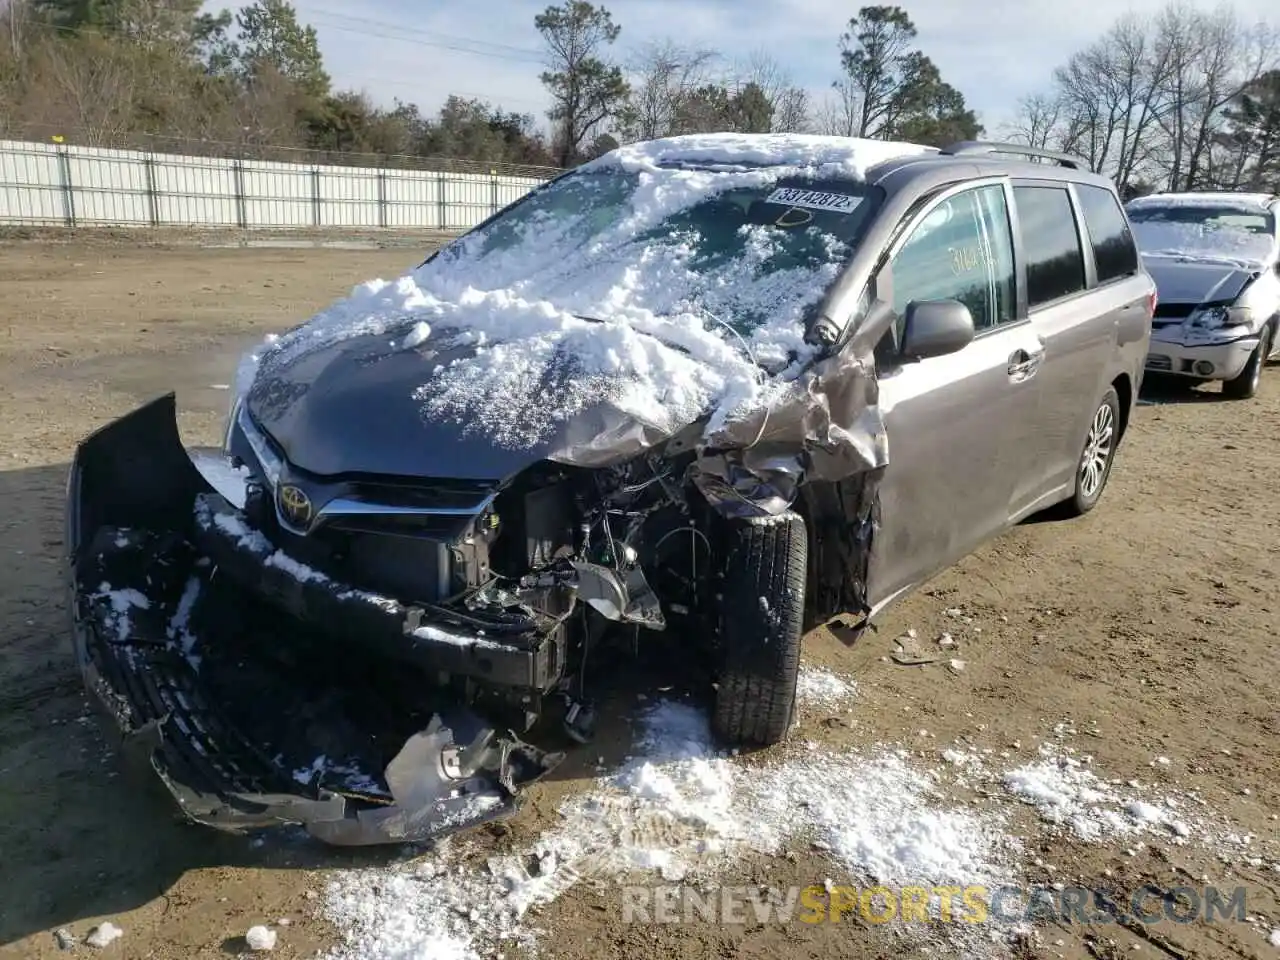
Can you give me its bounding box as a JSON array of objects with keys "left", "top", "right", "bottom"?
[{"left": 764, "top": 187, "right": 862, "bottom": 213}]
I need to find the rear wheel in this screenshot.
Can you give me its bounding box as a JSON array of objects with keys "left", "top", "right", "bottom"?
[
  {"left": 711, "top": 512, "right": 807, "bottom": 747},
  {"left": 1060, "top": 386, "right": 1120, "bottom": 518},
  {"left": 1222, "top": 326, "right": 1270, "bottom": 400}
]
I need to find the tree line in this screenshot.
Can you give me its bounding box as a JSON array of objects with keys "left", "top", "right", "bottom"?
[
  {"left": 0, "top": 0, "right": 982, "bottom": 173},
  {"left": 1003, "top": 1, "right": 1280, "bottom": 195},
  {"left": 7, "top": 0, "right": 1272, "bottom": 192},
  {"left": 0, "top": 0, "right": 559, "bottom": 174},
  {"left": 538, "top": 2, "right": 983, "bottom": 165}
]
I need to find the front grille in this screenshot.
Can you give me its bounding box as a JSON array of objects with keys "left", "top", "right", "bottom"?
[
  {"left": 1153, "top": 302, "right": 1195, "bottom": 320},
  {"left": 1145, "top": 354, "right": 1172, "bottom": 371},
  {"left": 341, "top": 479, "right": 496, "bottom": 513}
]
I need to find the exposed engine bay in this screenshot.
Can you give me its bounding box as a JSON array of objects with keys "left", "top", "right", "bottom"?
[{"left": 219, "top": 403, "right": 717, "bottom": 741}]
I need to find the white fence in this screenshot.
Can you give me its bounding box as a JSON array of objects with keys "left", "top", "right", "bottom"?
[{"left": 0, "top": 139, "right": 551, "bottom": 230}]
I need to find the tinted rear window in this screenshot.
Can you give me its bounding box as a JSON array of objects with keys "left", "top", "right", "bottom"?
[
  {"left": 1014, "top": 185, "right": 1086, "bottom": 307},
  {"left": 1076, "top": 184, "right": 1139, "bottom": 282}
]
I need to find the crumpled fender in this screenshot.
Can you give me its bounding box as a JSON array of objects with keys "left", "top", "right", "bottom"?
[{"left": 689, "top": 332, "right": 888, "bottom": 519}]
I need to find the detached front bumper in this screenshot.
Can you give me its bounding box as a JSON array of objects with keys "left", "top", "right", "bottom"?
[
  {"left": 66, "top": 394, "right": 563, "bottom": 846},
  {"left": 1145, "top": 331, "right": 1260, "bottom": 380}
]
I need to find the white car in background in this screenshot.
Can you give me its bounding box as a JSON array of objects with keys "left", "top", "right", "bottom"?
[{"left": 1126, "top": 191, "right": 1280, "bottom": 399}]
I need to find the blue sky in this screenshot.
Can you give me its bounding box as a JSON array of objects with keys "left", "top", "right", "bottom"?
[{"left": 264, "top": 0, "right": 1277, "bottom": 135}]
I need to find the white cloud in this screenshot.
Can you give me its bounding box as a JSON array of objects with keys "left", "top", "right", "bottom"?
[{"left": 273, "top": 0, "right": 1278, "bottom": 135}]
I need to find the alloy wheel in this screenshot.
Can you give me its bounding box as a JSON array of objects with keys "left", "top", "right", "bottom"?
[{"left": 1079, "top": 401, "right": 1115, "bottom": 500}]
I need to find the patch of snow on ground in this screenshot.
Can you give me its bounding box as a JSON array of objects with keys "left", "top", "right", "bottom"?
[
  {"left": 796, "top": 664, "right": 857, "bottom": 708},
  {"left": 85, "top": 922, "right": 123, "bottom": 948},
  {"left": 326, "top": 699, "right": 1014, "bottom": 960},
  {"left": 749, "top": 748, "right": 1015, "bottom": 890},
  {"left": 1269, "top": 927, "right": 1280, "bottom": 948},
  {"left": 1002, "top": 748, "right": 1193, "bottom": 843},
  {"left": 245, "top": 925, "right": 277, "bottom": 951}
]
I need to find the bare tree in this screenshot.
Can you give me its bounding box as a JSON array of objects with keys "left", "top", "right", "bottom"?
[
  {"left": 814, "top": 76, "right": 862, "bottom": 137},
  {"left": 1220, "top": 69, "right": 1280, "bottom": 189},
  {"left": 1015, "top": 0, "right": 1280, "bottom": 193},
  {"left": 624, "top": 39, "right": 719, "bottom": 140},
  {"left": 1001, "top": 93, "right": 1064, "bottom": 149},
  {"left": 733, "top": 50, "right": 809, "bottom": 132},
  {"left": 4, "top": 0, "right": 27, "bottom": 58},
  {"left": 36, "top": 33, "right": 140, "bottom": 146},
  {"left": 1158, "top": 6, "right": 1277, "bottom": 189}
]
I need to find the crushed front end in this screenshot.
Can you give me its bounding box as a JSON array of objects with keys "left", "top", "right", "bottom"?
[
  {"left": 1145, "top": 301, "right": 1262, "bottom": 381},
  {"left": 67, "top": 393, "right": 703, "bottom": 846}
]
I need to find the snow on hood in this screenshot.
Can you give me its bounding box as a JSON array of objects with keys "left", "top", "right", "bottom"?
[{"left": 235, "top": 133, "right": 931, "bottom": 456}]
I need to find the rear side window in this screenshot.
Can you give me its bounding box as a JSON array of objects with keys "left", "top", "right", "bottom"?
[
  {"left": 1075, "top": 184, "right": 1139, "bottom": 282},
  {"left": 1014, "top": 185, "right": 1086, "bottom": 307}
]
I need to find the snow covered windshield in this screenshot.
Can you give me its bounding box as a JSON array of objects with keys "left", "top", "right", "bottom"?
[
  {"left": 1128, "top": 203, "right": 1277, "bottom": 265},
  {"left": 239, "top": 134, "right": 932, "bottom": 453},
  {"left": 421, "top": 167, "right": 882, "bottom": 350}
]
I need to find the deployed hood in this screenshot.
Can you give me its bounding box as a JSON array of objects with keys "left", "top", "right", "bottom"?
[
  {"left": 1141, "top": 254, "right": 1259, "bottom": 306},
  {"left": 245, "top": 323, "right": 691, "bottom": 480}
]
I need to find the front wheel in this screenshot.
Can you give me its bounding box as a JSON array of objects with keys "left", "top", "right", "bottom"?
[
  {"left": 711, "top": 512, "right": 807, "bottom": 747},
  {"left": 1060, "top": 386, "right": 1120, "bottom": 518},
  {"left": 1222, "top": 326, "right": 1271, "bottom": 400}
]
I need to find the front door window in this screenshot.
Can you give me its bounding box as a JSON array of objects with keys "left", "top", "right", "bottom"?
[{"left": 887, "top": 184, "right": 1017, "bottom": 340}]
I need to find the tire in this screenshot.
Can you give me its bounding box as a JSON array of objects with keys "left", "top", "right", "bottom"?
[
  {"left": 711, "top": 512, "right": 807, "bottom": 747},
  {"left": 1222, "top": 326, "right": 1270, "bottom": 400},
  {"left": 1060, "top": 386, "right": 1121, "bottom": 518}
]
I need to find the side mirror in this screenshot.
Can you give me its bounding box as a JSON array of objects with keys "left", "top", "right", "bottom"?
[{"left": 900, "top": 299, "right": 976, "bottom": 361}]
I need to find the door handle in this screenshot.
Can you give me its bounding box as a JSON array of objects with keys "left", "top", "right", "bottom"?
[{"left": 1007, "top": 348, "right": 1044, "bottom": 379}]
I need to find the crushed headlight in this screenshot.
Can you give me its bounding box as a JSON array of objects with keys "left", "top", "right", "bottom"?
[{"left": 1188, "top": 304, "right": 1254, "bottom": 330}]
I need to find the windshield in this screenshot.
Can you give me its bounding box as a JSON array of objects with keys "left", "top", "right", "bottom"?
[
  {"left": 1127, "top": 203, "right": 1277, "bottom": 265},
  {"left": 419, "top": 165, "right": 882, "bottom": 366}
]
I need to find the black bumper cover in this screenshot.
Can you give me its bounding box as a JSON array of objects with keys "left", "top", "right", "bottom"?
[{"left": 65, "top": 394, "right": 564, "bottom": 845}]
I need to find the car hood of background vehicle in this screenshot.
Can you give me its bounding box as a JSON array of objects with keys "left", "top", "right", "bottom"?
[
  {"left": 244, "top": 327, "right": 691, "bottom": 481},
  {"left": 1141, "top": 254, "right": 1261, "bottom": 305}
]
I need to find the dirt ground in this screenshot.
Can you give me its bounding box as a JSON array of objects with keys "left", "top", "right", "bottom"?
[{"left": 0, "top": 236, "right": 1276, "bottom": 960}]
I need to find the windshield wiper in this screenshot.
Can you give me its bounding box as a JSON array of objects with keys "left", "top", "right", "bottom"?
[
  {"left": 571, "top": 311, "right": 791, "bottom": 374},
  {"left": 571, "top": 314, "right": 694, "bottom": 358}
]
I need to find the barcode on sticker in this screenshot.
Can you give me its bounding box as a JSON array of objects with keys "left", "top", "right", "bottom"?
[{"left": 764, "top": 188, "right": 862, "bottom": 213}]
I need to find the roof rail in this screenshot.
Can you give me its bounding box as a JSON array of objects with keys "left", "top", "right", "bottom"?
[{"left": 939, "top": 140, "right": 1087, "bottom": 170}]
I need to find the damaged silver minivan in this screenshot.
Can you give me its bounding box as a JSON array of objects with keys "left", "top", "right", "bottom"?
[{"left": 66, "top": 134, "right": 1154, "bottom": 846}]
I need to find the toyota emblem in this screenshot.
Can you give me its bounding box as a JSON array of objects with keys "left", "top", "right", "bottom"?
[{"left": 277, "top": 484, "right": 312, "bottom": 527}]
